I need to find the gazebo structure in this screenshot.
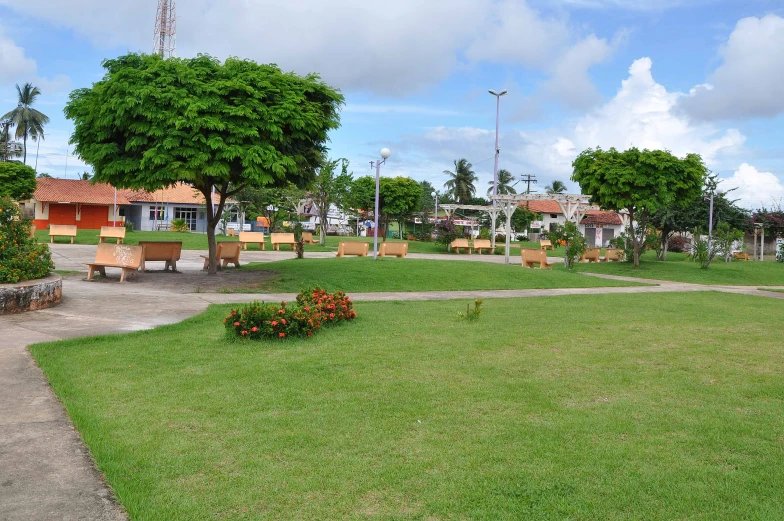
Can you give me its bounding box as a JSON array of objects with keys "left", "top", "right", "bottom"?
[
  {"left": 489, "top": 194, "right": 600, "bottom": 264},
  {"left": 439, "top": 204, "right": 502, "bottom": 247}
]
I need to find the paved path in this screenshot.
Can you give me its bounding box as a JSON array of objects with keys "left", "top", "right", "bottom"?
[{"left": 2, "top": 246, "right": 783, "bottom": 520}]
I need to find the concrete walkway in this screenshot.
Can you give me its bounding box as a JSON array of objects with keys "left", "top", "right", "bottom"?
[{"left": 2, "top": 247, "right": 783, "bottom": 520}]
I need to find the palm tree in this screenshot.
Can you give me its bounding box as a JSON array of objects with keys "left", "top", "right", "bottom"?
[
  {"left": 487, "top": 169, "right": 517, "bottom": 195},
  {"left": 2, "top": 83, "right": 50, "bottom": 165},
  {"left": 443, "top": 158, "right": 478, "bottom": 204},
  {"left": 545, "top": 180, "right": 567, "bottom": 194}
]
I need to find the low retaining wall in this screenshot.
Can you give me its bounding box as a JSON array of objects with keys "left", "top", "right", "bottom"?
[{"left": 0, "top": 274, "right": 62, "bottom": 314}]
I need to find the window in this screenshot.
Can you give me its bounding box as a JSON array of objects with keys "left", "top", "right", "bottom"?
[
  {"left": 174, "top": 207, "right": 197, "bottom": 231},
  {"left": 550, "top": 213, "right": 559, "bottom": 218},
  {"left": 149, "top": 206, "right": 164, "bottom": 220}
]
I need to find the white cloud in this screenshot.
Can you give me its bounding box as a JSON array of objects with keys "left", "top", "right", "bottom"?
[
  {"left": 1, "top": 0, "right": 616, "bottom": 103},
  {"left": 720, "top": 163, "right": 784, "bottom": 209},
  {"left": 393, "top": 57, "right": 747, "bottom": 192},
  {"left": 679, "top": 14, "right": 784, "bottom": 120},
  {"left": 0, "top": 27, "right": 37, "bottom": 83}
]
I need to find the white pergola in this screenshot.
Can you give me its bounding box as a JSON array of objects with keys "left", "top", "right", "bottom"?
[
  {"left": 489, "top": 193, "right": 600, "bottom": 265},
  {"left": 439, "top": 204, "right": 503, "bottom": 248}
]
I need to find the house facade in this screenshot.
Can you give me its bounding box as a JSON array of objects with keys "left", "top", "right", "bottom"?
[
  {"left": 122, "top": 184, "right": 219, "bottom": 232},
  {"left": 523, "top": 200, "right": 624, "bottom": 247},
  {"left": 30, "top": 178, "right": 126, "bottom": 230}
]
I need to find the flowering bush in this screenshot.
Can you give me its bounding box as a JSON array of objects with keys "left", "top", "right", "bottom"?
[
  {"left": 224, "top": 287, "right": 356, "bottom": 341},
  {"left": 0, "top": 196, "right": 54, "bottom": 283}
]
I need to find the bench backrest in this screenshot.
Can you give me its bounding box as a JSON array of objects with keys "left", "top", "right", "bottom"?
[
  {"left": 94, "top": 243, "right": 143, "bottom": 268},
  {"left": 540, "top": 239, "right": 552, "bottom": 247},
  {"left": 217, "top": 242, "right": 242, "bottom": 259},
  {"left": 99, "top": 226, "right": 126, "bottom": 239},
  {"left": 270, "top": 233, "right": 296, "bottom": 244},
  {"left": 340, "top": 241, "right": 369, "bottom": 255},
  {"left": 605, "top": 248, "right": 623, "bottom": 260},
  {"left": 49, "top": 224, "right": 77, "bottom": 236},
  {"left": 138, "top": 241, "right": 182, "bottom": 261},
  {"left": 382, "top": 242, "right": 408, "bottom": 254},
  {"left": 473, "top": 239, "right": 492, "bottom": 249},
  {"left": 522, "top": 249, "right": 548, "bottom": 263},
  {"left": 583, "top": 247, "right": 600, "bottom": 259},
  {"left": 451, "top": 238, "right": 470, "bottom": 248},
  {"left": 239, "top": 231, "right": 265, "bottom": 243},
  {"left": 302, "top": 231, "right": 314, "bottom": 241}
]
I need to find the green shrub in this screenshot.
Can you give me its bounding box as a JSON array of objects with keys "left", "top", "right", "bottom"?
[
  {"left": 477, "top": 228, "right": 491, "bottom": 240},
  {"left": 0, "top": 196, "right": 54, "bottom": 283},
  {"left": 414, "top": 224, "right": 434, "bottom": 242},
  {"left": 0, "top": 162, "right": 36, "bottom": 200},
  {"left": 544, "top": 222, "right": 586, "bottom": 268},
  {"left": 123, "top": 220, "right": 134, "bottom": 232},
  {"left": 224, "top": 287, "right": 356, "bottom": 340},
  {"left": 457, "top": 298, "right": 483, "bottom": 321},
  {"left": 170, "top": 218, "right": 189, "bottom": 232}
]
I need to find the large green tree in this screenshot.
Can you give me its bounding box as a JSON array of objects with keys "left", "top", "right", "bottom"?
[
  {"left": 348, "top": 176, "right": 422, "bottom": 240},
  {"left": 487, "top": 169, "right": 517, "bottom": 195},
  {"left": 444, "top": 158, "right": 477, "bottom": 203},
  {"left": 309, "top": 158, "right": 353, "bottom": 245},
  {"left": 2, "top": 83, "right": 49, "bottom": 165},
  {"left": 64, "top": 53, "right": 343, "bottom": 273},
  {"left": 572, "top": 147, "right": 707, "bottom": 266},
  {"left": 0, "top": 162, "right": 37, "bottom": 200},
  {"left": 545, "top": 180, "right": 567, "bottom": 194}
]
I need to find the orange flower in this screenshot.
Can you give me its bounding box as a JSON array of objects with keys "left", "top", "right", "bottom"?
[
  {"left": 234, "top": 321, "right": 240, "bottom": 327},
  {"left": 279, "top": 332, "right": 286, "bottom": 338}
]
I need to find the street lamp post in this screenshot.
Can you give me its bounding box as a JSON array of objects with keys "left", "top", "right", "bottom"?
[
  {"left": 371, "top": 148, "right": 391, "bottom": 260},
  {"left": 488, "top": 89, "right": 507, "bottom": 249}
]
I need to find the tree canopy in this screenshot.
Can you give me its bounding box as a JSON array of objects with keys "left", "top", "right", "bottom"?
[
  {"left": 309, "top": 158, "right": 353, "bottom": 245},
  {"left": 349, "top": 176, "right": 422, "bottom": 239},
  {"left": 572, "top": 147, "right": 707, "bottom": 266},
  {"left": 64, "top": 53, "right": 343, "bottom": 273},
  {"left": 2, "top": 83, "right": 49, "bottom": 165},
  {"left": 487, "top": 169, "right": 516, "bottom": 195},
  {"left": 0, "top": 162, "right": 37, "bottom": 200},
  {"left": 444, "top": 158, "right": 477, "bottom": 203}
]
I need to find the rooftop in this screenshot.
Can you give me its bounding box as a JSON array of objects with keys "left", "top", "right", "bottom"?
[{"left": 33, "top": 178, "right": 130, "bottom": 205}]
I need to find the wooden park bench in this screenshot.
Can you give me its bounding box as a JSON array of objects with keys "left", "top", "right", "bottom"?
[
  {"left": 521, "top": 249, "right": 553, "bottom": 269},
  {"left": 98, "top": 226, "right": 126, "bottom": 244},
  {"left": 473, "top": 239, "right": 493, "bottom": 254},
  {"left": 379, "top": 242, "right": 408, "bottom": 258},
  {"left": 270, "top": 232, "right": 297, "bottom": 251},
  {"left": 226, "top": 228, "right": 236, "bottom": 237},
  {"left": 733, "top": 251, "right": 749, "bottom": 261},
  {"left": 451, "top": 238, "right": 472, "bottom": 254},
  {"left": 337, "top": 241, "right": 369, "bottom": 257},
  {"left": 301, "top": 232, "right": 316, "bottom": 244},
  {"left": 84, "top": 243, "right": 143, "bottom": 282},
  {"left": 239, "top": 231, "right": 266, "bottom": 250},
  {"left": 138, "top": 241, "right": 182, "bottom": 271},
  {"left": 201, "top": 242, "right": 241, "bottom": 270},
  {"left": 539, "top": 239, "right": 554, "bottom": 251},
  {"left": 29, "top": 224, "right": 36, "bottom": 239},
  {"left": 49, "top": 224, "right": 77, "bottom": 244},
  {"left": 580, "top": 247, "right": 600, "bottom": 263},
  {"left": 602, "top": 248, "right": 623, "bottom": 262}
]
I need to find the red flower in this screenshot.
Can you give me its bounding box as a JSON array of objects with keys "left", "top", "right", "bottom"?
[
  {"left": 271, "top": 320, "right": 278, "bottom": 327},
  {"left": 281, "top": 318, "right": 287, "bottom": 325},
  {"left": 307, "top": 331, "right": 313, "bottom": 337},
  {"left": 251, "top": 326, "right": 259, "bottom": 332},
  {"left": 231, "top": 310, "right": 237, "bottom": 315},
  {"left": 234, "top": 321, "right": 240, "bottom": 327},
  {"left": 279, "top": 332, "right": 286, "bottom": 338},
  {"left": 241, "top": 330, "right": 248, "bottom": 336},
  {"left": 329, "top": 313, "right": 335, "bottom": 320},
  {"left": 350, "top": 311, "right": 357, "bottom": 318}
]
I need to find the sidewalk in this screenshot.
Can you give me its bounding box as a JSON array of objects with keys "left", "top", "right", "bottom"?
[{"left": 2, "top": 262, "right": 783, "bottom": 520}]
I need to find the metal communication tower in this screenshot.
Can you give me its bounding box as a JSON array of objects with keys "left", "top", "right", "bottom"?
[{"left": 153, "top": 0, "right": 176, "bottom": 58}]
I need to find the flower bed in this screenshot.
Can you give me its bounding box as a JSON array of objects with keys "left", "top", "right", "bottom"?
[{"left": 224, "top": 287, "right": 356, "bottom": 340}]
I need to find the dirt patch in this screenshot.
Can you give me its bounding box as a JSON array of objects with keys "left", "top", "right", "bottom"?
[{"left": 71, "top": 269, "right": 278, "bottom": 294}]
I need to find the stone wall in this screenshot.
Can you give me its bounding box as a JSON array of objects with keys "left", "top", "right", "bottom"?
[{"left": 0, "top": 274, "right": 62, "bottom": 314}]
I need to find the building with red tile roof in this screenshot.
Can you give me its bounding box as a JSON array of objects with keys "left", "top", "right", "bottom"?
[
  {"left": 31, "top": 178, "right": 129, "bottom": 230},
  {"left": 518, "top": 198, "right": 625, "bottom": 247}
]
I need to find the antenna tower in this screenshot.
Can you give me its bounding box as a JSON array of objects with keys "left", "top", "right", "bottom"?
[{"left": 153, "top": 0, "right": 176, "bottom": 58}]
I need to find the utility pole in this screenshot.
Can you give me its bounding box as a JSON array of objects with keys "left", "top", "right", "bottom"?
[{"left": 520, "top": 173, "right": 538, "bottom": 195}]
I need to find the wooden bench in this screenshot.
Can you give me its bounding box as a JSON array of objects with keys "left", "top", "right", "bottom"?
[
  {"left": 539, "top": 239, "right": 554, "bottom": 251},
  {"left": 733, "top": 251, "right": 749, "bottom": 261},
  {"left": 451, "top": 238, "right": 472, "bottom": 254},
  {"left": 602, "top": 248, "right": 623, "bottom": 262},
  {"left": 580, "top": 247, "right": 600, "bottom": 263},
  {"left": 239, "top": 231, "right": 266, "bottom": 250},
  {"left": 379, "top": 242, "right": 408, "bottom": 258},
  {"left": 84, "top": 243, "right": 143, "bottom": 282},
  {"left": 301, "top": 232, "right": 316, "bottom": 245},
  {"left": 473, "top": 239, "right": 493, "bottom": 254},
  {"left": 49, "top": 224, "right": 77, "bottom": 244},
  {"left": 521, "top": 249, "right": 553, "bottom": 269},
  {"left": 201, "top": 242, "right": 241, "bottom": 270},
  {"left": 226, "top": 228, "right": 236, "bottom": 237},
  {"left": 29, "top": 224, "right": 36, "bottom": 239},
  {"left": 270, "top": 232, "right": 297, "bottom": 251},
  {"left": 337, "top": 241, "right": 369, "bottom": 257},
  {"left": 138, "top": 241, "right": 182, "bottom": 271},
  {"left": 98, "top": 226, "right": 126, "bottom": 244}
]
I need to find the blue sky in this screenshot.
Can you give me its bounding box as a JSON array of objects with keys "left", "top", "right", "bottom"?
[{"left": 2, "top": 0, "right": 783, "bottom": 209}]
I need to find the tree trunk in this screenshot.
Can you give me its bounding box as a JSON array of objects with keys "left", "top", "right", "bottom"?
[
  {"left": 200, "top": 183, "right": 227, "bottom": 275},
  {"left": 628, "top": 207, "right": 640, "bottom": 267},
  {"left": 319, "top": 207, "right": 328, "bottom": 246},
  {"left": 22, "top": 134, "right": 27, "bottom": 165}
]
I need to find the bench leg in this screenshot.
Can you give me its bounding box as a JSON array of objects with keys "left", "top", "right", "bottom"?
[
  {"left": 87, "top": 266, "right": 95, "bottom": 280},
  {"left": 70, "top": 237, "right": 74, "bottom": 244},
  {"left": 50, "top": 236, "right": 54, "bottom": 244},
  {"left": 203, "top": 257, "right": 209, "bottom": 270}
]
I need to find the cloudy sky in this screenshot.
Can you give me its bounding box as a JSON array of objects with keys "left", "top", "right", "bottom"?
[{"left": 1, "top": 0, "right": 783, "bottom": 209}]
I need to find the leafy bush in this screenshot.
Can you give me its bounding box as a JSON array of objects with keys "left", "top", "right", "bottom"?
[
  {"left": 436, "top": 219, "right": 461, "bottom": 250},
  {"left": 414, "top": 224, "right": 434, "bottom": 242},
  {"left": 0, "top": 196, "right": 54, "bottom": 283},
  {"left": 171, "top": 218, "right": 189, "bottom": 232},
  {"left": 123, "top": 220, "right": 135, "bottom": 232},
  {"left": 0, "top": 162, "right": 37, "bottom": 200},
  {"left": 668, "top": 234, "right": 689, "bottom": 253},
  {"left": 224, "top": 287, "right": 356, "bottom": 340},
  {"left": 477, "top": 228, "right": 491, "bottom": 240},
  {"left": 544, "top": 222, "right": 586, "bottom": 268},
  {"left": 689, "top": 223, "right": 743, "bottom": 268},
  {"left": 457, "top": 299, "right": 483, "bottom": 321}
]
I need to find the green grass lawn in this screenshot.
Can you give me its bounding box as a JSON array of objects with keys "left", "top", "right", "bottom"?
[
  {"left": 575, "top": 252, "right": 784, "bottom": 286},
  {"left": 35, "top": 229, "right": 332, "bottom": 252},
  {"left": 31, "top": 292, "right": 784, "bottom": 520},
  {"left": 239, "top": 257, "right": 639, "bottom": 293}
]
